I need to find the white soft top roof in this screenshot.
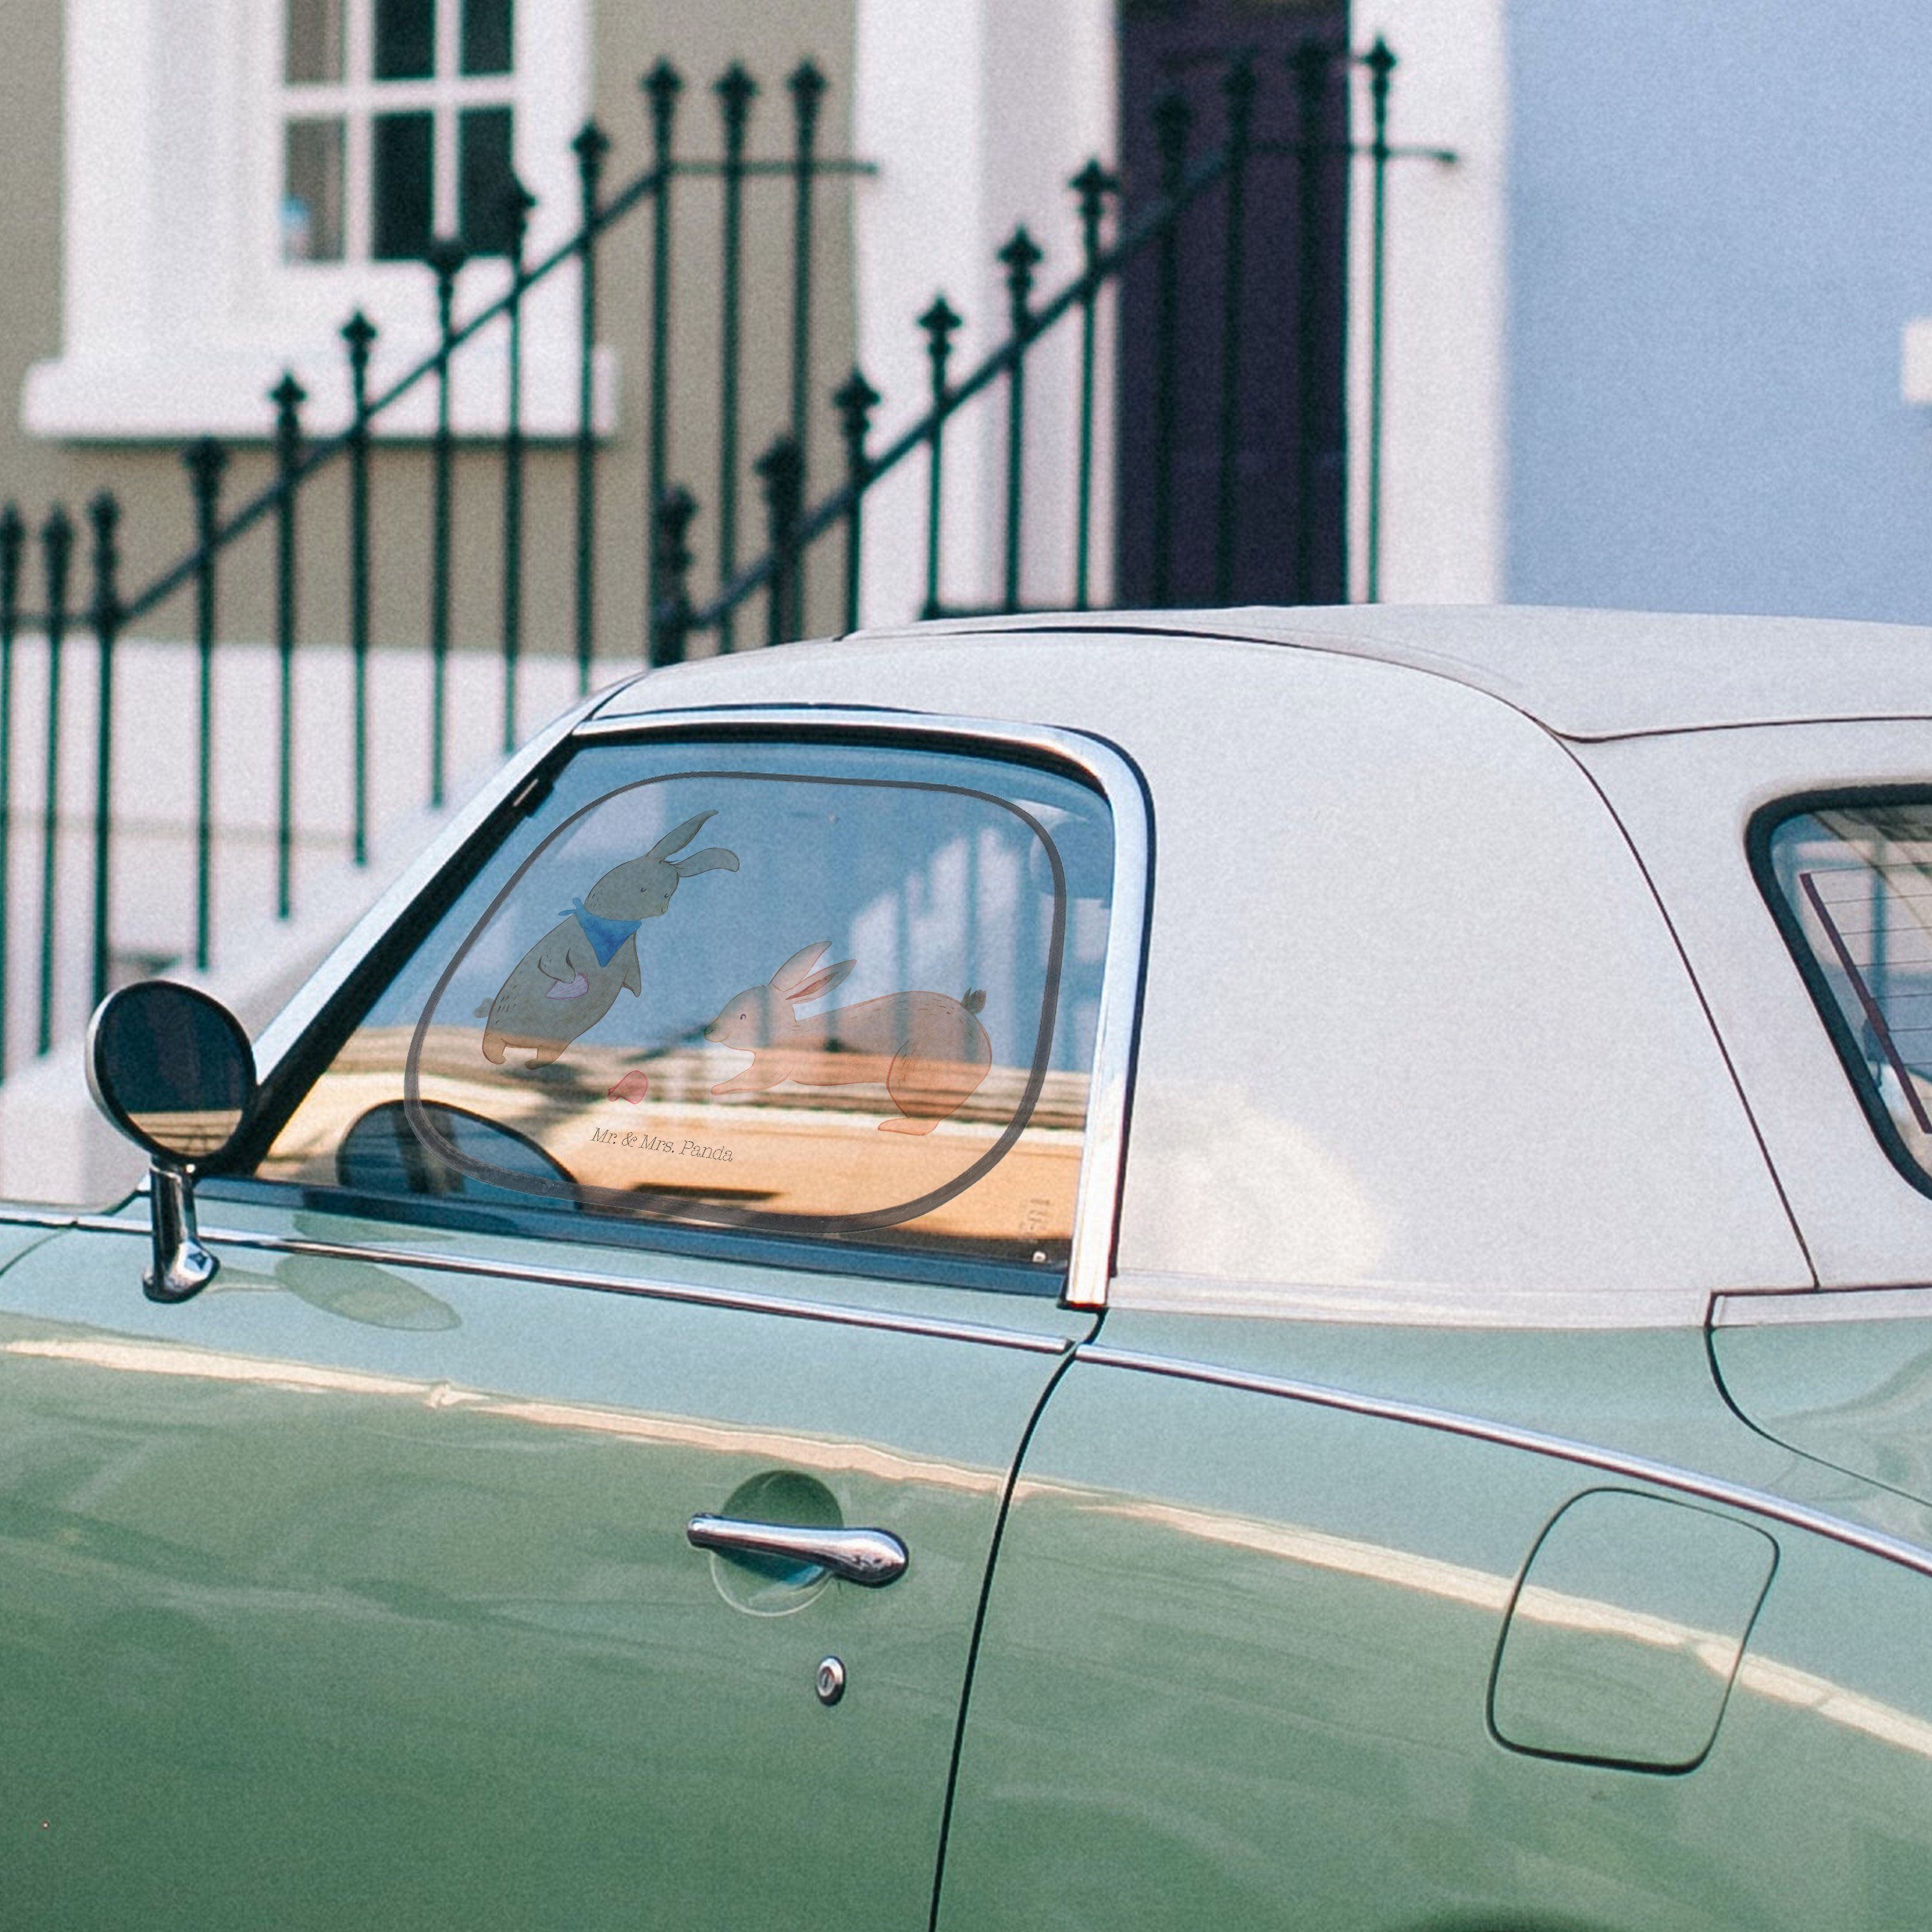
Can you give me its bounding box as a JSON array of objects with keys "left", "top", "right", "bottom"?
[
  {"left": 600, "top": 605, "right": 1932, "bottom": 741},
  {"left": 598, "top": 612, "right": 1823, "bottom": 1320}
]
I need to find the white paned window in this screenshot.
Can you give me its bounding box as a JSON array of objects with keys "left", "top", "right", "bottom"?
[
  {"left": 26, "top": 0, "right": 598, "bottom": 439},
  {"left": 280, "top": 0, "right": 520, "bottom": 266}
]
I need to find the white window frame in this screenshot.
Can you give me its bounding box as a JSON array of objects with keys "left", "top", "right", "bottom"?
[
  {"left": 25, "top": 0, "right": 605, "bottom": 441},
  {"left": 281, "top": 0, "right": 521, "bottom": 265}
]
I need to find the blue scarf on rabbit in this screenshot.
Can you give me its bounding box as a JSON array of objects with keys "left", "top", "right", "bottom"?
[{"left": 561, "top": 898, "right": 641, "bottom": 969}]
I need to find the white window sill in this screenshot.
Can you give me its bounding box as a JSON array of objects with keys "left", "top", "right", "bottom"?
[
  {"left": 1902, "top": 318, "right": 1932, "bottom": 404},
  {"left": 24, "top": 342, "right": 618, "bottom": 442}
]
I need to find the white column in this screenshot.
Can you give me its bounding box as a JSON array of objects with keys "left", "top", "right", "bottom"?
[
  {"left": 853, "top": 0, "right": 1116, "bottom": 629},
  {"left": 1347, "top": 0, "right": 1509, "bottom": 603}
]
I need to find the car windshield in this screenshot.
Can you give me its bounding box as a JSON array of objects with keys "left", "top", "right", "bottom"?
[{"left": 251, "top": 734, "right": 1115, "bottom": 1283}]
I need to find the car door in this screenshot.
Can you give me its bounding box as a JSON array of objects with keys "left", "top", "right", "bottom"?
[{"left": 0, "top": 713, "right": 1142, "bottom": 1932}]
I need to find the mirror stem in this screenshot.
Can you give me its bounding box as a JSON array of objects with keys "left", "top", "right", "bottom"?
[{"left": 146, "top": 1164, "right": 218, "bottom": 1303}]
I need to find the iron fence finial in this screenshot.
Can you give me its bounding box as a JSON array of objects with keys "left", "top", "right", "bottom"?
[
  {"left": 715, "top": 61, "right": 758, "bottom": 135},
  {"left": 641, "top": 59, "right": 684, "bottom": 157},
  {"left": 834, "top": 367, "right": 882, "bottom": 453},
  {"left": 788, "top": 58, "right": 828, "bottom": 104},
  {"left": 1290, "top": 33, "right": 1334, "bottom": 102},
  {"left": 1224, "top": 48, "right": 1258, "bottom": 126},
  {"left": 1070, "top": 158, "right": 1119, "bottom": 237},
  {"left": 1153, "top": 90, "right": 1192, "bottom": 191},
  {"left": 426, "top": 233, "right": 469, "bottom": 290},
  {"left": 87, "top": 491, "right": 120, "bottom": 617},
  {"left": 341, "top": 309, "right": 377, "bottom": 417},
  {"left": 572, "top": 117, "right": 612, "bottom": 180},
  {"left": 920, "top": 294, "right": 963, "bottom": 368},
  {"left": 500, "top": 175, "right": 536, "bottom": 256},
  {"left": 41, "top": 503, "right": 73, "bottom": 561},
  {"left": 999, "top": 227, "right": 1043, "bottom": 330},
  {"left": 269, "top": 369, "right": 308, "bottom": 421},
  {"left": 184, "top": 438, "right": 230, "bottom": 520}
]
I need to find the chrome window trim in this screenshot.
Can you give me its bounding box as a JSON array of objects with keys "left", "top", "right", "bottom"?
[
  {"left": 1747, "top": 786, "right": 1932, "bottom": 1212},
  {"left": 1712, "top": 1285, "right": 1932, "bottom": 1326},
  {"left": 247, "top": 701, "right": 1148, "bottom": 1314},
  {"left": 251, "top": 686, "right": 610, "bottom": 1080},
  {"left": 567, "top": 705, "right": 1150, "bottom": 1310},
  {"left": 1077, "top": 1342, "right": 1932, "bottom": 1584},
  {"left": 66, "top": 1217, "right": 1074, "bottom": 1354}
]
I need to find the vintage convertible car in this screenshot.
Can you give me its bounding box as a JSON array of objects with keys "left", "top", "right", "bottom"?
[{"left": 10, "top": 604, "right": 1932, "bottom": 1927}]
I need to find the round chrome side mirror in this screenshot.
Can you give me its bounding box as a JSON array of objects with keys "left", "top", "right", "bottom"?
[{"left": 86, "top": 981, "right": 256, "bottom": 1302}]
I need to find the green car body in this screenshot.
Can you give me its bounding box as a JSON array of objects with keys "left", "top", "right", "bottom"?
[{"left": 9, "top": 607, "right": 1932, "bottom": 1929}]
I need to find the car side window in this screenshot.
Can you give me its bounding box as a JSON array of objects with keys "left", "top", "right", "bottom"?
[
  {"left": 1761, "top": 795, "right": 1932, "bottom": 1189},
  {"left": 254, "top": 735, "right": 1116, "bottom": 1287}
]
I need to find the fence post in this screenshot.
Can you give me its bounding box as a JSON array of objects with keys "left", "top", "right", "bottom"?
[
  {"left": 0, "top": 505, "right": 21, "bottom": 1075},
  {"left": 1150, "top": 88, "right": 1190, "bottom": 607},
  {"left": 1362, "top": 35, "right": 1396, "bottom": 604},
  {"left": 641, "top": 61, "right": 683, "bottom": 663},
  {"left": 651, "top": 486, "right": 697, "bottom": 667},
  {"left": 998, "top": 226, "right": 1042, "bottom": 615},
  {"left": 572, "top": 118, "right": 610, "bottom": 692},
  {"left": 342, "top": 309, "right": 375, "bottom": 866},
  {"left": 426, "top": 238, "right": 466, "bottom": 808},
  {"left": 833, "top": 367, "right": 879, "bottom": 632},
  {"left": 714, "top": 62, "right": 758, "bottom": 654},
  {"left": 755, "top": 435, "right": 804, "bottom": 648},
  {"left": 87, "top": 491, "right": 119, "bottom": 1010},
  {"left": 788, "top": 62, "right": 828, "bottom": 477},
  {"left": 919, "top": 294, "right": 961, "bottom": 620},
  {"left": 270, "top": 371, "right": 306, "bottom": 920},
  {"left": 37, "top": 505, "right": 72, "bottom": 1057},
  {"left": 1070, "top": 158, "right": 1115, "bottom": 612},
  {"left": 500, "top": 176, "right": 535, "bottom": 754},
  {"left": 184, "top": 437, "right": 228, "bottom": 973},
  {"left": 1214, "top": 54, "right": 1256, "bottom": 604},
  {"left": 1291, "top": 35, "right": 1332, "bottom": 605}
]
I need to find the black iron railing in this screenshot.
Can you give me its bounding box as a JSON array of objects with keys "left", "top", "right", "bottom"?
[{"left": 0, "top": 41, "right": 1446, "bottom": 1080}]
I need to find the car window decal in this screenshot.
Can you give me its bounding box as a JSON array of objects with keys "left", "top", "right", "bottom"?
[
  {"left": 705, "top": 942, "right": 993, "bottom": 1133},
  {"left": 481, "top": 808, "right": 740, "bottom": 1068},
  {"left": 399, "top": 764, "right": 1077, "bottom": 1239}
]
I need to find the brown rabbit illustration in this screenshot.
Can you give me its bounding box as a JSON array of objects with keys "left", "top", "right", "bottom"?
[
  {"left": 705, "top": 942, "right": 991, "bottom": 1133},
  {"left": 481, "top": 811, "right": 738, "bottom": 1068}
]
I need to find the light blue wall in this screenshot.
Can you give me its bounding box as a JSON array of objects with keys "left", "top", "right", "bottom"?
[{"left": 1506, "top": 1, "right": 1932, "bottom": 621}]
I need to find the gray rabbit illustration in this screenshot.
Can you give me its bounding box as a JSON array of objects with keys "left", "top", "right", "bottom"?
[{"left": 482, "top": 811, "right": 738, "bottom": 1068}]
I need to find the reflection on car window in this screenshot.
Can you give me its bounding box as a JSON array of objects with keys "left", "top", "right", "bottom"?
[
  {"left": 1766, "top": 798, "right": 1932, "bottom": 1181},
  {"left": 259, "top": 739, "right": 1115, "bottom": 1278}
]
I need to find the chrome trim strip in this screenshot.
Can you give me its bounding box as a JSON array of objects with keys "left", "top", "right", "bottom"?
[
  {"left": 1711, "top": 1286, "right": 1932, "bottom": 1327},
  {"left": 251, "top": 687, "right": 611, "bottom": 1079},
  {"left": 77, "top": 1218, "right": 1073, "bottom": 1356},
  {"left": 72, "top": 1212, "right": 152, "bottom": 1234},
  {"left": 573, "top": 706, "right": 1152, "bottom": 1312},
  {"left": 1076, "top": 1342, "right": 1932, "bottom": 1583},
  {"left": 0, "top": 1208, "right": 80, "bottom": 1229},
  {"left": 687, "top": 1514, "right": 909, "bottom": 1587}
]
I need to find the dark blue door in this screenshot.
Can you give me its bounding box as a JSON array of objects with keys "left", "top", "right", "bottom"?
[{"left": 1116, "top": 0, "right": 1352, "bottom": 606}]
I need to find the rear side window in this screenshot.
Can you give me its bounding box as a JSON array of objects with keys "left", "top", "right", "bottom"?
[
  {"left": 253, "top": 734, "right": 1116, "bottom": 1287},
  {"left": 1761, "top": 796, "right": 1932, "bottom": 1188}
]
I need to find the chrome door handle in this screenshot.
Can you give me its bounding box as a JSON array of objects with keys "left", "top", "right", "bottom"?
[{"left": 687, "top": 1514, "right": 909, "bottom": 1587}]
